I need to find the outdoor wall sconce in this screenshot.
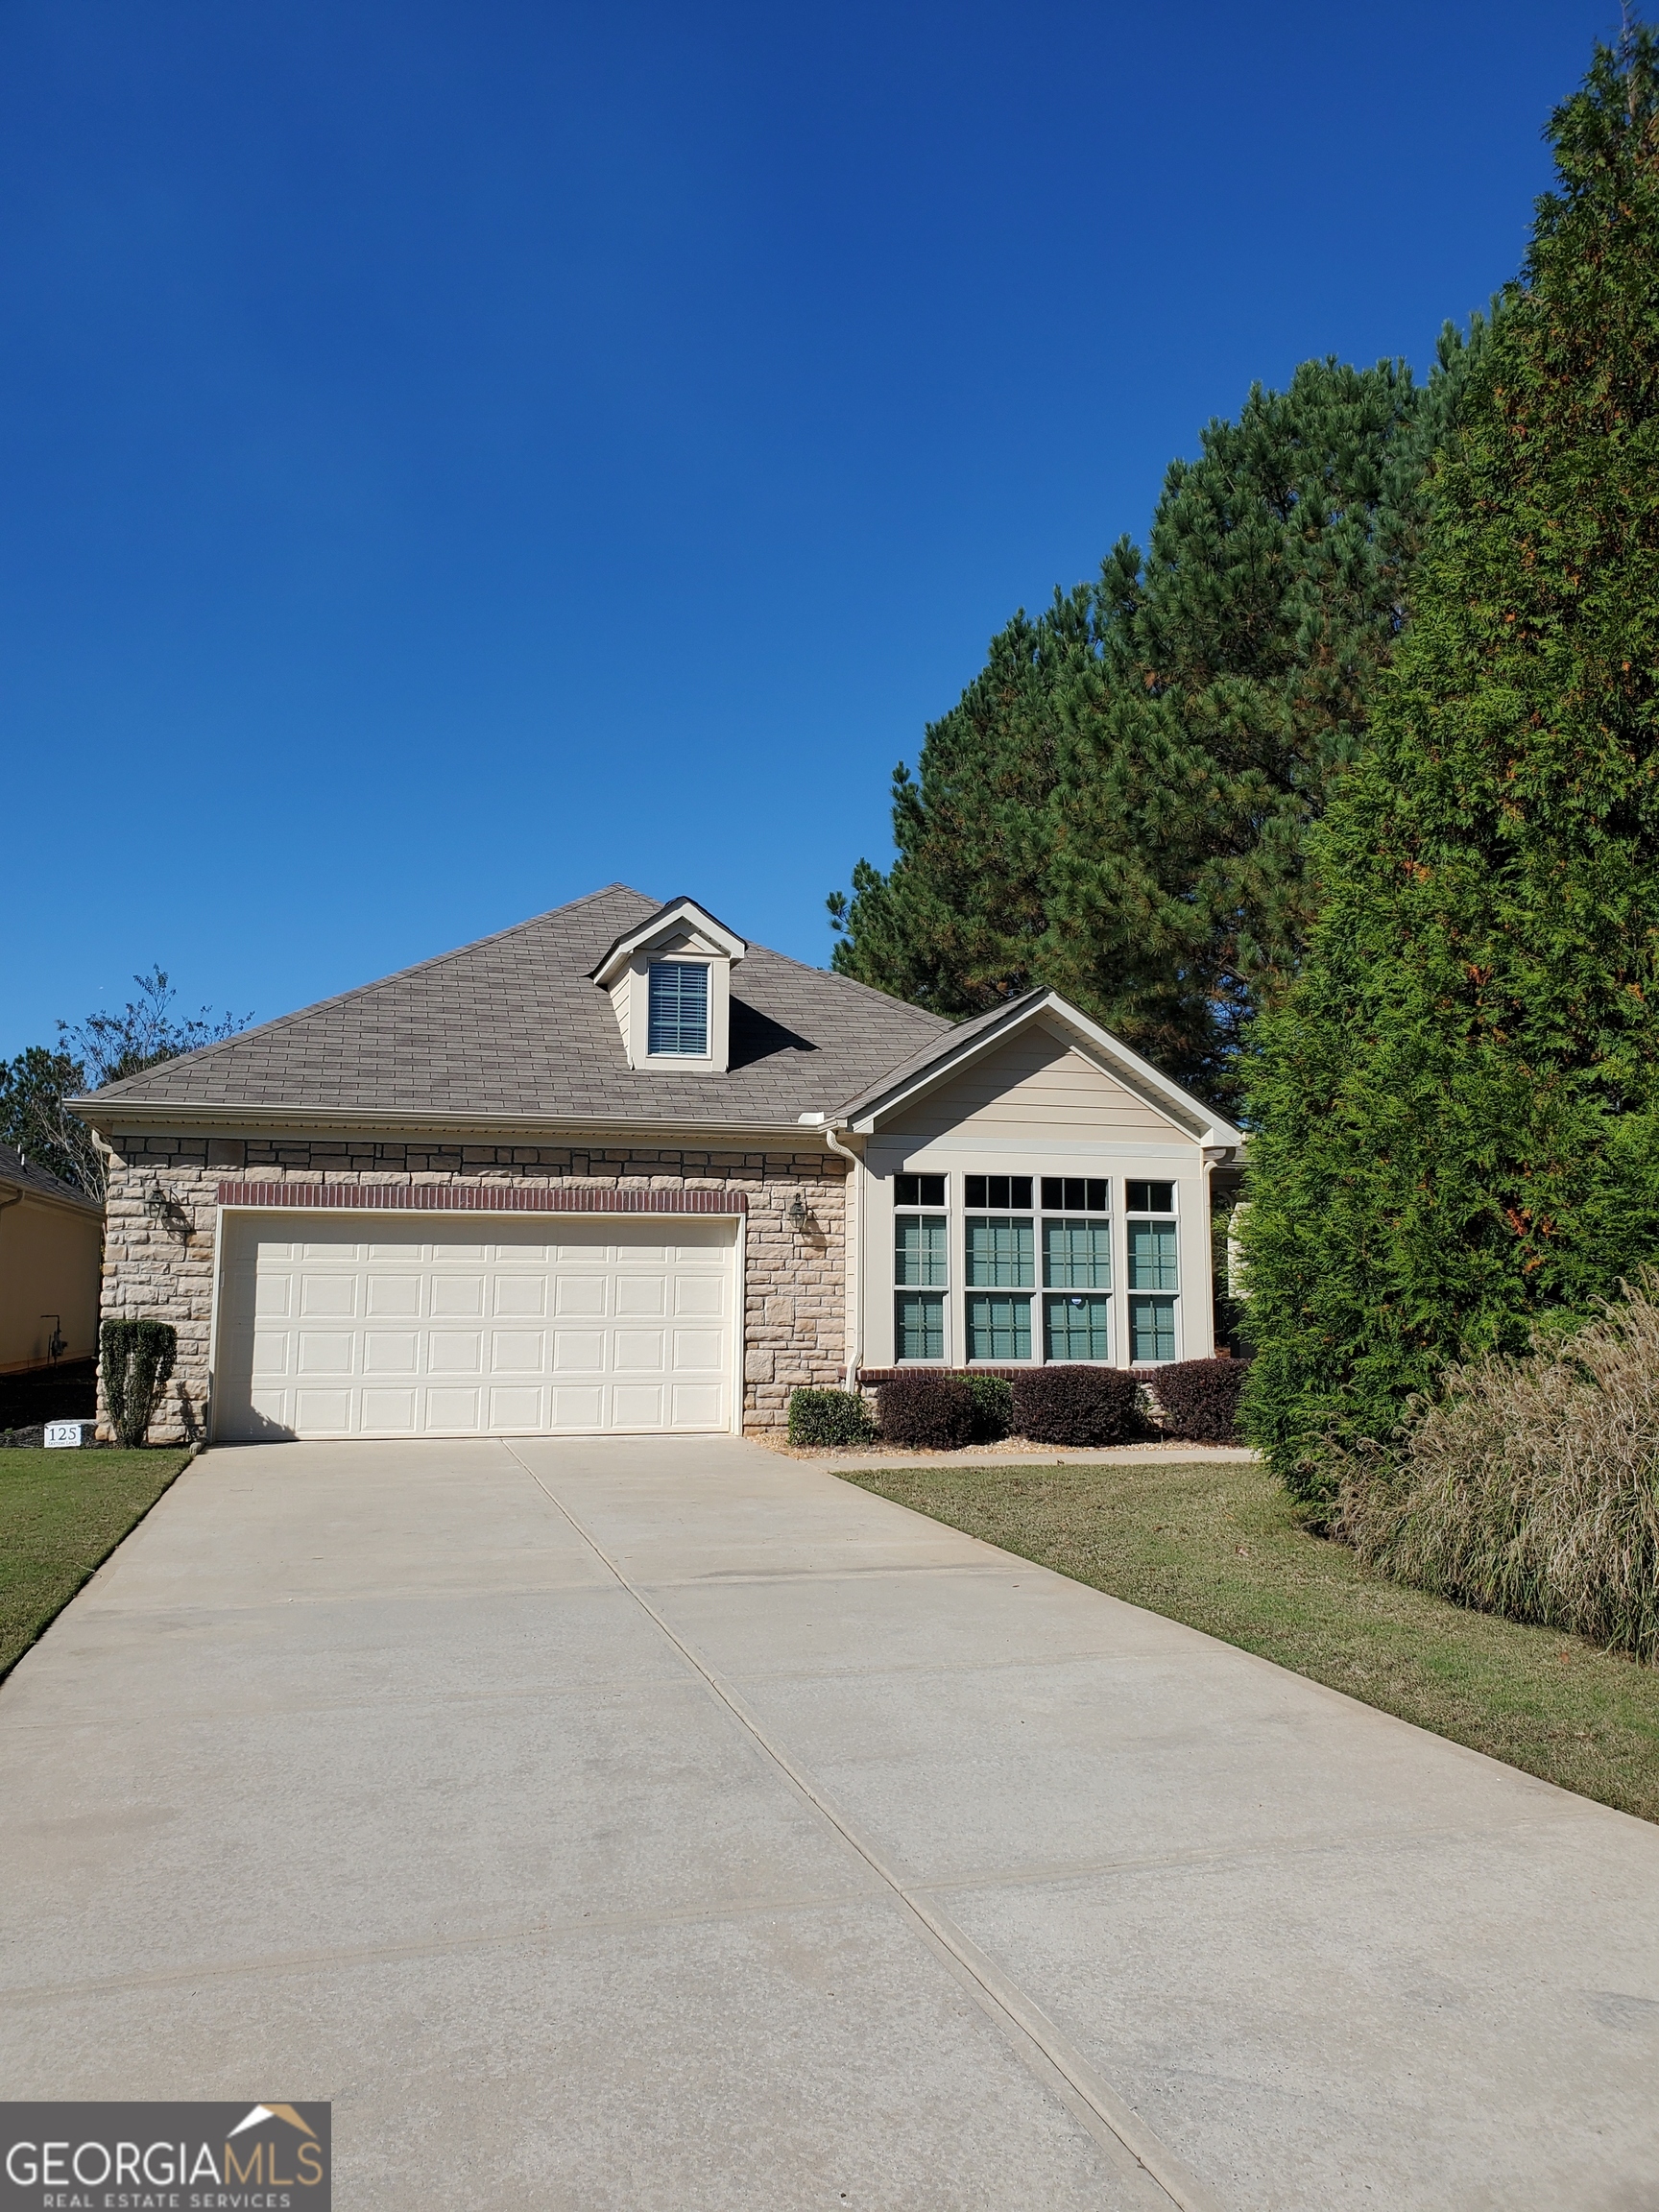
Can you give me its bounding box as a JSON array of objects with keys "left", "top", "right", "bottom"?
[
  {"left": 786, "top": 1192, "right": 812, "bottom": 1231},
  {"left": 143, "top": 1181, "right": 191, "bottom": 1245}
]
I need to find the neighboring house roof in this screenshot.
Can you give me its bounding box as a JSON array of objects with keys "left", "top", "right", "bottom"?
[
  {"left": 72, "top": 885, "right": 953, "bottom": 1132},
  {"left": 0, "top": 1143, "right": 102, "bottom": 1214}
]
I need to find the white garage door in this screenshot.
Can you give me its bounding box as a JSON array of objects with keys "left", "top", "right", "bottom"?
[{"left": 214, "top": 1213, "right": 737, "bottom": 1441}]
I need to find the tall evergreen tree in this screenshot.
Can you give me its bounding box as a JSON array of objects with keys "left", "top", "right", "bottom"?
[
  {"left": 1241, "top": 31, "right": 1659, "bottom": 1494},
  {"left": 830, "top": 349, "right": 1476, "bottom": 1098}
]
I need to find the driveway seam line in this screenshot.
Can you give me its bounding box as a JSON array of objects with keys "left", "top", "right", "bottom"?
[{"left": 504, "top": 1442, "right": 1223, "bottom": 2212}]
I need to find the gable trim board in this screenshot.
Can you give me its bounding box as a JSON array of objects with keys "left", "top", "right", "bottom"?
[{"left": 70, "top": 887, "right": 1240, "bottom": 1442}]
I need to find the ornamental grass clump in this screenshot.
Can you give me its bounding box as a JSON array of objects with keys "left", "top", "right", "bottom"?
[
  {"left": 787, "top": 1388, "right": 878, "bottom": 1448},
  {"left": 1341, "top": 1276, "right": 1659, "bottom": 1660}
]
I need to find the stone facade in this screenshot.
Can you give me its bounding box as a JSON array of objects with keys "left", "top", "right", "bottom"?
[{"left": 99, "top": 1132, "right": 848, "bottom": 1443}]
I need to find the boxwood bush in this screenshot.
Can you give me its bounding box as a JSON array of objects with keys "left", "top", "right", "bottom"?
[
  {"left": 876, "top": 1371, "right": 975, "bottom": 1450},
  {"left": 787, "top": 1387, "right": 878, "bottom": 1447},
  {"left": 1012, "top": 1365, "right": 1141, "bottom": 1447},
  {"left": 963, "top": 1374, "right": 1013, "bottom": 1442},
  {"left": 1144, "top": 1358, "right": 1249, "bottom": 1443}
]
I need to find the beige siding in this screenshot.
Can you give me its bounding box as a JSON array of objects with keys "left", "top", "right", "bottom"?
[
  {"left": 0, "top": 1192, "right": 102, "bottom": 1372},
  {"left": 883, "top": 1026, "right": 1184, "bottom": 1143}
]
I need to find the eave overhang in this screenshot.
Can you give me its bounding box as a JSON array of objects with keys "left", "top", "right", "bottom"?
[{"left": 66, "top": 1097, "right": 838, "bottom": 1148}]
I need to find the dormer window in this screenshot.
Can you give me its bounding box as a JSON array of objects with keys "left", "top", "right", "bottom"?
[
  {"left": 589, "top": 895, "right": 747, "bottom": 1073},
  {"left": 647, "top": 961, "right": 709, "bottom": 1057}
]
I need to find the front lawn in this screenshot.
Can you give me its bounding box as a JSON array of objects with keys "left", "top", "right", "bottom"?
[
  {"left": 842, "top": 1458, "right": 1659, "bottom": 1824},
  {"left": 0, "top": 1447, "right": 192, "bottom": 1681}
]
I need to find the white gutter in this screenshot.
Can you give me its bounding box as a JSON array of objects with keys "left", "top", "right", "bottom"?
[{"left": 821, "top": 1122, "right": 863, "bottom": 1389}]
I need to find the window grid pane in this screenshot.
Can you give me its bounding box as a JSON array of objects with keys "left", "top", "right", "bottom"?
[
  {"left": 1127, "top": 1220, "right": 1179, "bottom": 1289},
  {"left": 896, "top": 1291, "right": 945, "bottom": 1360},
  {"left": 967, "top": 1294, "right": 1031, "bottom": 1361},
  {"left": 1129, "top": 1295, "right": 1177, "bottom": 1362},
  {"left": 895, "top": 1214, "right": 949, "bottom": 1287},
  {"left": 1040, "top": 1177, "right": 1109, "bottom": 1213},
  {"left": 964, "top": 1175, "right": 1033, "bottom": 1210},
  {"left": 894, "top": 1173, "right": 946, "bottom": 1207},
  {"left": 1046, "top": 1294, "right": 1111, "bottom": 1361},
  {"left": 1125, "top": 1180, "right": 1175, "bottom": 1214},
  {"left": 1043, "top": 1219, "right": 1112, "bottom": 1289},
  {"left": 966, "top": 1216, "right": 1034, "bottom": 1287},
  {"left": 646, "top": 962, "right": 709, "bottom": 1055}
]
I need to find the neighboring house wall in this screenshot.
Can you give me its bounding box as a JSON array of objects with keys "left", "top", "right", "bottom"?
[
  {"left": 0, "top": 1188, "right": 103, "bottom": 1374},
  {"left": 859, "top": 1022, "right": 1215, "bottom": 1373},
  {"left": 98, "top": 1132, "right": 846, "bottom": 1442}
]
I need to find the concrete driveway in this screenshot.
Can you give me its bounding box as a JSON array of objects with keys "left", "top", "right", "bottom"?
[{"left": 3, "top": 1437, "right": 1657, "bottom": 2211}]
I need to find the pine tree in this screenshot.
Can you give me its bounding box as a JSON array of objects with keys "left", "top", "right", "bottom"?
[
  {"left": 1241, "top": 32, "right": 1659, "bottom": 1494},
  {"left": 827, "top": 590, "right": 1095, "bottom": 1016},
  {"left": 830, "top": 349, "right": 1475, "bottom": 1099}
]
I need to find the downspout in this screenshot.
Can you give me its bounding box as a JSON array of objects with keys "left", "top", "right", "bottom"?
[{"left": 822, "top": 1123, "right": 863, "bottom": 1389}]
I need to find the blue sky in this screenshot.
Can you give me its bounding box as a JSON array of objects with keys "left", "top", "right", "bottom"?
[{"left": 0, "top": 0, "right": 1613, "bottom": 1057}]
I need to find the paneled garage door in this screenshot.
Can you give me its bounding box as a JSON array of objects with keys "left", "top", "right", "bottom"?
[{"left": 214, "top": 1213, "right": 737, "bottom": 1441}]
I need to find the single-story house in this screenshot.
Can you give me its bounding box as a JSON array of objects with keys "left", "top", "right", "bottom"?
[
  {"left": 0, "top": 1142, "right": 103, "bottom": 1376},
  {"left": 71, "top": 886, "right": 1243, "bottom": 1445}
]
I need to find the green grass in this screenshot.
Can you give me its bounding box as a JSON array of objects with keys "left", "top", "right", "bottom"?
[
  {"left": 842, "top": 1458, "right": 1659, "bottom": 1824},
  {"left": 0, "top": 1446, "right": 192, "bottom": 1681}
]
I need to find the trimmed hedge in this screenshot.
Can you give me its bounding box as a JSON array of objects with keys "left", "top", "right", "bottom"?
[
  {"left": 877, "top": 1371, "right": 975, "bottom": 1450},
  {"left": 100, "top": 1319, "right": 177, "bottom": 1451},
  {"left": 1145, "top": 1358, "right": 1248, "bottom": 1443},
  {"left": 787, "top": 1388, "right": 878, "bottom": 1448},
  {"left": 963, "top": 1374, "right": 1013, "bottom": 1443},
  {"left": 1012, "top": 1365, "right": 1141, "bottom": 1447}
]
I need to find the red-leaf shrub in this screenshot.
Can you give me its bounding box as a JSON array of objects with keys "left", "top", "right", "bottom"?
[
  {"left": 1143, "top": 1358, "right": 1249, "bottom": 1443},
  {"left": 877, "top": 1371, "right": 975, "bottom": 1449},
  {"left": 1012, "top": 1365, "right": 1142, "bottom": 1447}
]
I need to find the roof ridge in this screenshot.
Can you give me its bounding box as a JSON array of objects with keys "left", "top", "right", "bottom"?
[{"left": 80, "top": 883, "right": 658, "bottom": 1105}]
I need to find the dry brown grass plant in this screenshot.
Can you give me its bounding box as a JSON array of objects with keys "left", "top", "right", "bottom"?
[{"left": 1340, "top": 1274, "right": 1659, "bottom": 1660}]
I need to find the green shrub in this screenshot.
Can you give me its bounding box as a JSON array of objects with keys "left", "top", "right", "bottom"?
[
  {"left": 1340, "top": 1275, "right": 1659, "bottom": 1659},
  {"left": 877, "top": 1372, "right": 975, "bottom": 1450},
  {"left": 100, "top": 1319, "right": 177, "bottom": 1450},
  {"left": 963, "top": 1374, "right": 1013, "bottom": 1442},
  {"left": 787, "top": 1388, "right": 878, "bottom": 1448},
  {"left": 1012, "top": 1365, "right": 1141, "bottom": 1447}
]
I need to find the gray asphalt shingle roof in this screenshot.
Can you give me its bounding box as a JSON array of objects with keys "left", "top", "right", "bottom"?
[
  {"left": 79, "top": 885, "right": 954, "bottom": 1129},
  {"left": 0, "top": 1142, "right": 102, "bottom": 1211}
]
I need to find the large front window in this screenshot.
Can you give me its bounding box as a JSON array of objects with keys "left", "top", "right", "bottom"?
[
  {"left": 647, "top": 962, "right": 709, "bottom": 1056},
  {"left": 886, "top": 1168, "right": 1182, "bottom": 1367}
]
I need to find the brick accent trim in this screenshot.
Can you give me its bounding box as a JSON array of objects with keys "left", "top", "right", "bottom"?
[
  {"left": 852, "top": 1366, "right": 1028, "bottom": 1385},
  {"left": 215, "top": 1181, "right": 748, "bottom": 1215}
]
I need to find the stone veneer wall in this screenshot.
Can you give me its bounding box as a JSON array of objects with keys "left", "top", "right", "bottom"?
[{"left": 99, "top": 1134, "right": 848, "bottom": 1443}]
